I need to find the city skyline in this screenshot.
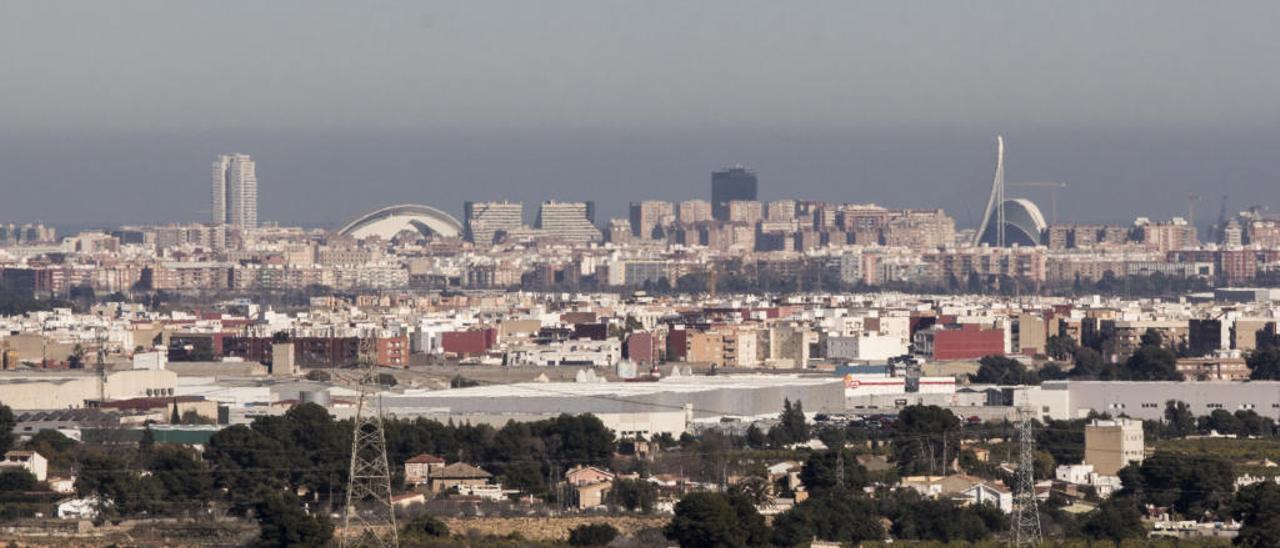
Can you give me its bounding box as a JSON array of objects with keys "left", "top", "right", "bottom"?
[
  {"left": 5, "top": 3, "right": 1280, "bottom": 545},
  {"left": 4, "top": 127, "right": 1278, "bottom": 233},
  {"left": 2, "top": 2, "right": 1278, "bottom": 231}
]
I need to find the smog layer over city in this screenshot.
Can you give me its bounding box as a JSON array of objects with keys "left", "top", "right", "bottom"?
[{"left": 1, "top": 2, "right": 1279, "bottom": 547}]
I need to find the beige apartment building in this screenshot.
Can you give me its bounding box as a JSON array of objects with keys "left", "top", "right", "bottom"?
[{"left": 1084, "top": 418, "right": 1144, "bottom": 475}]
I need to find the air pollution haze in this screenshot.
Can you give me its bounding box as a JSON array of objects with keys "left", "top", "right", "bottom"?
[
  {"left": 1, "top": 128, "right": 1278, "bottom": 231},
  {"left": 1, "top": 1, "right": 1278, "bottom": 230}
]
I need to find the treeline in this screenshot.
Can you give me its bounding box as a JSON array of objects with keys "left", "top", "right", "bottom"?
[
  {"left": 973, "top": 329, "right": 1184, "bottom": 385},
  {"left": 6, "top": 404, "right": 614, "bottom": 517},
  {"left": 666, "top": 457, "right": 1009, "bottom": 547},
  {"left": 0, "top": 284, "right": 72, "bottom": 316},
  {"left": 0, "top": 403, "right": 615, "bottom": 545}
]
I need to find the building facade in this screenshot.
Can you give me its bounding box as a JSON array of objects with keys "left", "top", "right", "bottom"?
[
  {"left": 211, "top": 153, "right": 258, "bottom": 228},
  {"left": 464, "top": 201, "right": 524, "bottom": 244},
  {"left": 711, "top": 166, "right": 758, "bottom": 221}
]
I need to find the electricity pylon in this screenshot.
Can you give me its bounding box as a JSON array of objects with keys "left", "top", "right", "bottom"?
[
  {"left": 341, "top": 356, "right": 398, "bottom": 548},
  {"left": 1011, "top": 407, "right": 1042, "bottom": 547}
]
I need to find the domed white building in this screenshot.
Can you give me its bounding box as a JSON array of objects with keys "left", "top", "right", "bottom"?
[{"left": 338, "top": 204, "right": 463, "bottom": 240}]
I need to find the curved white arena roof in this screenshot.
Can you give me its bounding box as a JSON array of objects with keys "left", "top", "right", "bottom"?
[{"left": 338, "top": 204, "right": 463, "bottom": 240}]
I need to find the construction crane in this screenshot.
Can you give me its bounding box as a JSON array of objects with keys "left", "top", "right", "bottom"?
[
  {"left": 1009, "top": 181, "right": 1068, "bottom": 225},
  {"left": 1186, "top": 194, "right": 1202, "bottom": 228},
  {"left": 1212, "top": 194, "right": 1230, "bottom": 243}
]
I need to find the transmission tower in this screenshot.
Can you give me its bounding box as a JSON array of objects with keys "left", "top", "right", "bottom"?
[
  {"left": 1011, "top": 408, "right": 1042, "bottom": 547},
  {"left": 341, "top": 356, "right": 399, "bottom": 548}
]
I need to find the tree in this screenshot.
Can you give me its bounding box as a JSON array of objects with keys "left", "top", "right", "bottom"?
[
  {"left": 68, "top": 344, "right": 86, "bottom": 369},
  {"left": 744, "top": 424, "right": 767, "bottom": 449},
  {"left": 0, "top": 405, "right": 14, "bottom": 455},
  {"left": 883, "top": 490, "right": 1004, "bottom": 542},
  {"left": 147, "top": 446, "right": 214, "bottom": 508},
  {"left": 0, "top": 469, "right": 38, "bottom": 492},
  {"left": 74, "top": 451, "right": 165, "bottom": 517},
  {"left": 971, "top": 355, "right": 1038, "bottom": 385},
  {"left": 1037, "top": 419, "right": 1085, "bottom": 465},
  {"left": 28, "top": 429, "right": 77, "bottom": 453},
  {"left": 1037, "top": 361, "right": 1069, "bottom": 381},
  {"left": 1068, "top": 348, "right": 1109, "bottom": 379},
  {"left": 204, "top": 425, "right": 292, "bottom": 512},
  {"left": 1234, "top": 481, "right": 1280, "bottom": 547},
  {"left": 609, "top": 478, "right": 658, "bottom": 513},
  {"left": 1200, "top": 409, "right": 1242, "bottom": 436},
  {"left": 1118, "top": 452, "right": 1235, "bottom": 517},
  {"left": 1081, "top": 496, "right": 1145, "bottom": 541},
  {"left": 253, "top": 491, "right": 333, "bottom": 548},
  {"left": 1045, "top": 335, "right": 1078, "bottom": 361},
  {"left": 769, "top": 506, "right": 813, "bottom": 547},
  {"left": 568, "top": 523, "right": 619, "bottom": 546},
  {"left": 1124, "top": 345, "right": 1183, "bottom": 381},
  {"left": 402, "top": 513, "right": 450, "bottom": 539},
  {"left": 1247, "top": 347, "right": 1280, "bottom": 380},
  {"left": 664, "top": 492, "right": 766, "bottom": 548},
  {"left": 27, "top": 429, "right": 78, "bottom": 473},
  {"left": 798, "top": 450, "right": 868, "bottom": 495},
  {"left": 892, "top": 405, "right": 961, "bottom": 475},
  {"left": 780, "top": 490, "right": 883, "bottom": 545},
  {"left": 728, "top": 493, "right": 770, "bottom": 548},
  {"left": 304, "top": 369, "right": 331, "bottom": 382},
  {"left": 1140, "top": 328, "right": 1165, "bottom": 348},
  {"left": 768, "top": 399, "right": 809, "bottom": 447},
  {"left": 449, "top": 375, "right": 480, "bottom": 388},
  {"left": 1236, "top": 410, "right": 1276, "bottom": 437},
  {"left": 1163, "top": 400, "right": 1197, "bottom": 438}
]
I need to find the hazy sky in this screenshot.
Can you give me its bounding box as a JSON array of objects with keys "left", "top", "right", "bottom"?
[{"left": 2, "top": 1, "right": 1278, "bottom": 228}]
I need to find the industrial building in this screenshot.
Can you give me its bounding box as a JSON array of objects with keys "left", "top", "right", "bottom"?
[
  {"left": 1017, "top": 380, "right": 1280, "bottom": 421},
  {"left": 371, "top": 374, "right": 846, "bottom": 438},
  {"left": 0, "top": 369, "right": 178, "bottom": 410}
]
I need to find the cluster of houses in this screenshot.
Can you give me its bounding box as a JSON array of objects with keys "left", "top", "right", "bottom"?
[
  {"left": 381, "top": 418, "right": 1152, "bottom": 520},
  {"left": 394, "top": 452, "right": 619, "bottom": 511}
]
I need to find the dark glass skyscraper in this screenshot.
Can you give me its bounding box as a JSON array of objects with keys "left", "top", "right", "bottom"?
[{"left": 711, "top": 166, "right": 758, "bottom": 221}]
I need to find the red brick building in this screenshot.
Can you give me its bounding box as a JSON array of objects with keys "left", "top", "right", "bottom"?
[
  {"left": 913, "top": 324, "right": 1005, "bottom": 361},
  {"left": 441, "top": 328, "right": 497, "bottom": 356}
]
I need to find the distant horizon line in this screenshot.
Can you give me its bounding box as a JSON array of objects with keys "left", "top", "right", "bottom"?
[{"left": 6, "top": 123, "right": 1280, "bottom": 138}]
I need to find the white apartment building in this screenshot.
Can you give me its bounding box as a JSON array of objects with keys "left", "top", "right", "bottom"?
[
  {"left": 465, "top": 201, "right": 524, "bottom": 244},
  {"left": 535, "top": 201, "right": 601, "bottom": 244},
  {"left": 212, "top": 153, "right": 258, "bottom": 229}
]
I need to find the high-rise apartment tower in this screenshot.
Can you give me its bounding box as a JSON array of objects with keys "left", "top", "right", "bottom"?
[
  {"left": 536, "top": 201, "right": 601, "bottom": 245},
  {"left": 212, "top": 153, "right": 258, "bottom": 228},
  {"left": 464, "top": 201, "right": 524, "bottom": 244},
  {"left": 711, "top": 166, "right": 758, "bottom": 221}
]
